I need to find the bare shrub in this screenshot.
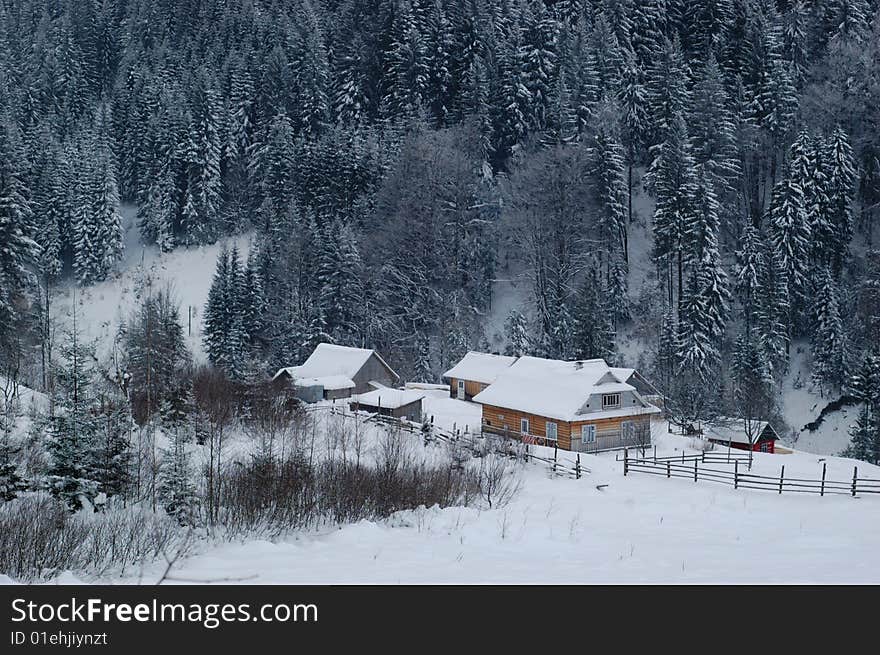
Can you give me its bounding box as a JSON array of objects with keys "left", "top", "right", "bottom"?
[{"left": 0, "top": 494, "right": 189, "bottom": 582}]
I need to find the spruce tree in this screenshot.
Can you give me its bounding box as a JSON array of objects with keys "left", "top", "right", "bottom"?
[
  {"left": 503, "top": 310, "right": 529, "bottom": 357},
  {"left": 570, "top": 269, "right": 616, "bottom": 363},
  {"left": 811, "top": 267, "right": 848, "bottom": 393}
]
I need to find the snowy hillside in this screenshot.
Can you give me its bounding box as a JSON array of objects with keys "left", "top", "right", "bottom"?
[
  {"left": 51, "top": 206, "right": 253, "bottom": 362},
  {"left": 37, "top": 393, "right": 880, "bottom": 585}
]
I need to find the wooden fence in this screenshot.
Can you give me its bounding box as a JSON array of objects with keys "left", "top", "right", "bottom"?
[
  {"left": 325, "top": 406, "right": 591, "bottom": 480},
  {"left": 616, "top": 446, "right": 754, "bottom": 468},
  {"left": 622, "top": 449, "right": 880, "bottom": 497}
]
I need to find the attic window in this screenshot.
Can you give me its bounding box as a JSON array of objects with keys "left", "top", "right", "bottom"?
[{"left": 602, "top": 393, "right": 621, "bottom": 409}]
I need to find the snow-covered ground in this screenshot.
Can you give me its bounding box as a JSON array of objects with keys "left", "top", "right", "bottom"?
[
  {"left": 52, "top": 205, "right": 253, "bottom": 362},
  {"left": 24, "top": 391, "right": 878, "bottom": 585}
]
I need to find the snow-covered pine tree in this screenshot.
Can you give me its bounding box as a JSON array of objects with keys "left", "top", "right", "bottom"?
[
  {"left": 616, "top": 46, "right": 649, "bottom": 222},
  {"left": 72, "top": 114, "right": 123, "bottom": 285},
  {"left": 413, "top": 330, "right": 434, "bottom": 383},
  {"left": 645, "top": 35, "right": 690, "bottom": 147},
  {"left": 503, "top": 309, "right": 529, "bottom": 357},
  {"left": 46, "top": 324, "right": 101, "bottom": 511},
  {"left": 570, "top": 269, "right": 616, "bottom": 363},
  {"left": 844, "top": 351, "right": 880, "bottom": 464},
  {"left": 158, "top": 421, "right": 198, "bottom": 524},
  {"left": 646, "top": 111, "right": 696, "bottom": 309},
  {"left": 250, "top": 113, "right": 297, "bottom": 235},
  {"left": 203, "top": 247, "right": 232, "bottom": 372},
  {"left": 768, "top": 166, "right": 811, "bottom": 318},
  {"left": 582, "top": 10, "right": 624, "bottom": 108},
  {"left": 0, "top": 120, "right": 37, "bottom": 350},
  {"left": 383, "top": 0, "right": 429, "bottom": 122},
  {"left": 730, "top": 327, "right": 776, "bottom": 431},
  {"left": 181, "top": 71, "right": 223, "bottom": 244},
  {"left": 588, "top": 102, "right": 629, "bottom": 282},
  {"left": 811, "top": 267, "right": 848, "bottom": 394},
  {"left": 755, "top": 247, "right": 791, "bottom": 376},
  {"left": 685, "top": 169, "right": 729, "bottom": 348},
  {"left": 517, "top": 0, "right": 557, "bottom": 133},
  {"left": 290, "top": 1, "right": 330, "bottom": 137},
  {"left": 89, "top": 392, "right": 132, "bottom": 500},
  {"left": 425, "top": 0, "right": 455, "bottom": 127},
  {"left": 688, "top": 52, "right": 740, "bottom": 209},
  {"left": 824, "top": 126, "right": 857, "bottom": 275},
  {"left": 735, "top": 223, "right": 765, "bottom": 330}
]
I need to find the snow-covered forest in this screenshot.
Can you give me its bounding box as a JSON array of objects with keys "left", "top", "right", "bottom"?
[{"left": 1, "top": 0, "right": 880, "bottom": 582}]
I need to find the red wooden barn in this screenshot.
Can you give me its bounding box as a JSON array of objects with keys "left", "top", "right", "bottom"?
[{"left": 704, "top": 420, "right": 780, "bottom": 454}]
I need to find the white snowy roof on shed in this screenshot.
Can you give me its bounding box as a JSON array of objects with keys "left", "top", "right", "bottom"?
[
  {"left": 273, "top": 343, "right": 396, "bottom": 383},
  {"left": 704, "top": 420, "right": 778, "bottom": 445},
  {"left": 442, "top": 352, "right": 518, "bottom": 384},
  {"left": 472, "top": 356, "right": 658, "bottom": 422},
  {"left": 293, "top": 375, "right": 355, "bottom": 391},
  {"left": 352, "top": 388, "right": 425, "bottom": 409}
]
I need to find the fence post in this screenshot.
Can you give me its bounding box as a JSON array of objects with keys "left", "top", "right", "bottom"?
[
  {"left": 576, "top": 454, "right": 581, "bottom": 480},
  {"left": 778, "top": 465, "right": 785, "bottom": 494},
  {"left": 702, "top": 450, "right": 706, "bottom": 463},
  {"left": 734, "top": 460, "right": 739, "bottom": 490},
  {"left": 666, "top": 461, "right": 670, "bottom": 479},
  {"left": 681, "top": 450, "right": 685, "bottom": 464},
  {"left": 820, "top": 463, "right": 827, "bottom": 497},
  {"left": 653, "top": 445, "right": 657, "bottom": 463},
  {"left": 694, "top": 458, "right": 698, "bottom": 482},
  {"left": 624, "top": 448, "right": 628, "bottom": 476},
  {"left": 852, "top": 466, "right": 858, "bottom": 497},
  {"left": 748, "top": 450, "right": 753, "bottom": 471}
]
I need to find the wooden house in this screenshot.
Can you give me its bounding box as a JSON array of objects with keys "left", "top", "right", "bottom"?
[
  {"left": 272, "top": 344, "right": 399, "bottom": 402},
  {"left": 350, "top": 388, "right": 424, "bottom": 422},
  {"left": 442, "top": 352, "right": 518, "bottom": 400},
  {"left": 704, "top": 420, "right": 779, "bottom": 454},
  {"left": 472, "top": 356, "right": 662, "bottom": 452}
]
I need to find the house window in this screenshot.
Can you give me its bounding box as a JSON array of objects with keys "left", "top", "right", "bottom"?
[
  {"left": 760, "top": 441, "right": 770, "bottom": 453},
  {"left": 621, "top": 420, "right": 635, "bottom": 442},
  {"left": 602, "top": 393, "right": 621, "bottom": 409},
  {"left": 497, "top": 414, "right": 504, "bottom": 421},
  {"left": 545, "top": 421, "right": 558, "bottom": 442},
  {"left": 520, "top": 418, "right": 529, "bottom": 434},
  {"left": 582, "top": 424, "right": 596, "bottom": 444}
]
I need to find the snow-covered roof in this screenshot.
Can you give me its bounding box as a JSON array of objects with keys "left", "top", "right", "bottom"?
[
  {"left": 472, "top": 356, "right": 660, "bottom": 422},
  {"left": 272, "top": 343, "right": 397, "bottom": 383},
  {"left": 293, "top": 375, "right": 355, "bottom": 391},
  {"left": 704, "top": 420, "right": 778, "bottom": 445},
  {"left": 442, "top": 351, "right": 518, "bottom": 384},
  {"left": 352, "top": 388, "right": 425, "bottom": 410}
]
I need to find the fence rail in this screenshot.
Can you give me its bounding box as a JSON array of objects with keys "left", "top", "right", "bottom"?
[
  {"left": 324, "top": 405, "right": 591, "bottom": 480},
  {"left": 623, "top": 449, "right": 878, "bottom": 498}
]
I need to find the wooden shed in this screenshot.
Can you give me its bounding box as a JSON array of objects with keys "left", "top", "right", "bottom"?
[
  {"left": 350, "top": 388, "right": 425, "bottom": 422},
  {"left": 704, "top": 420, "right": 780, "bottom": 454},
  {"left": 272, "top": 343, "right": 399, "bottom": 401}
]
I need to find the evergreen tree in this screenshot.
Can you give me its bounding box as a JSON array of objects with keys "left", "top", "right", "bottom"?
[
  {"left": 570, "top": 269, "right": 616, "bottom": 362},
  {"left": 824, "top": 126, "right": 857, "bottom": 274},
  {"left": 0, "top": 120, "right": 37, "bottom": 351},
  {"left": 811, "top": 267, "right": 848, "bottom": 393},
  {"left": 503, "top": 309, "right": 529, "bottom": 357},
  {"left": 158, "top": 424, "right": 198, "bottom": 524},
  {"left": 768, "top": 169, "right": 811, "bottom": 316},
  {"left": 647, "top": 112, "right": 696, "bottom": 309},
  {"left": 46, "top": 325, "right": 101, "bottom": 511}
]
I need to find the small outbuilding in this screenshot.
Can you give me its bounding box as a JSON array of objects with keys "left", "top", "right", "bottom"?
[
  {"left": 272, "top": 343, "right": 399, "bottom": 402},
  {"left": 704, "top": 420, "right": 780, "bottom": 454},
  {"left": 350, "top": 388, "right": 425, "bottom": 422}
]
